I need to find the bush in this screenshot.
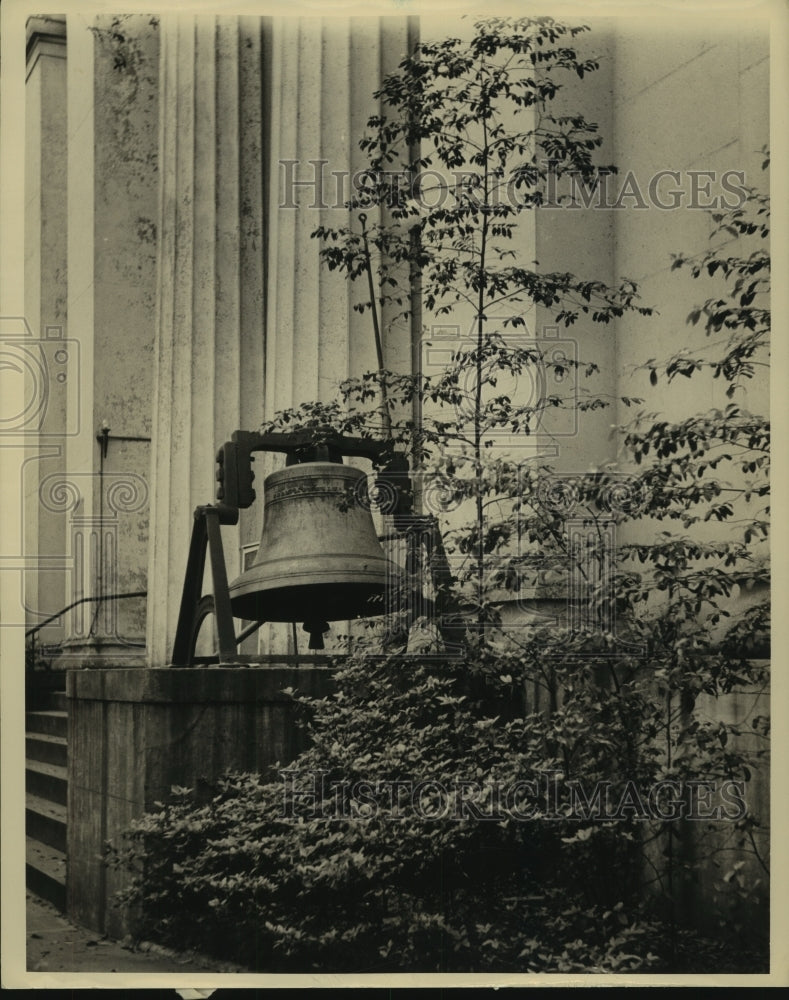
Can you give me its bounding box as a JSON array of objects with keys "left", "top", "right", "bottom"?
[{"left": 108, "top": 644, "right": 766, "bottom": 972}]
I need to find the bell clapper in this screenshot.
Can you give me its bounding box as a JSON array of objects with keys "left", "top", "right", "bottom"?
[{"left": 303, "top": 620, "right": 330, "bottom": 651}]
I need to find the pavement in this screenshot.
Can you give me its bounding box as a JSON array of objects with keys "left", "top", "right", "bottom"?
[{"left": 25, "top": 891, "right": 236, "bottom": 974}]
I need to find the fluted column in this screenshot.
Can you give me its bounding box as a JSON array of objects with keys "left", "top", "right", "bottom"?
[
  {"left": 147, "top": 15, "right": 265, "bottom": 665},
  {"left": 261, "top": 16, "right": 412, "bottom": 654},
  {"left": 265, "top": 17, "right": 412, "bottom": 421}
]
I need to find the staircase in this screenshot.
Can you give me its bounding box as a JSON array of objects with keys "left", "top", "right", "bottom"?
[{"left": 26, "top": 680, "right": 68, "bottom": 910}]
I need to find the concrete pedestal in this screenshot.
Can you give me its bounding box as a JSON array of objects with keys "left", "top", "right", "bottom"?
[{"left": 66, "top": 663, "right": 333, "bottom": 938}]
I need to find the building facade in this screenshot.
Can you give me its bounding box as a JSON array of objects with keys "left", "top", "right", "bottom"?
[{"left": 22, "top": 11, "right": 770, "bottom": 666}]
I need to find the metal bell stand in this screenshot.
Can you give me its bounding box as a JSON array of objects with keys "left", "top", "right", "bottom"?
[{"left": 169, "top": 428, "right": 454, "bottom": 667}]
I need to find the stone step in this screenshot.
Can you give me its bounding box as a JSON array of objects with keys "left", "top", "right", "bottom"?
[
  {"left": 26, "top": 671, "right": 67, "bottom": 711},
  {"left": 27, "top": 689, "right": 68, "bottom": 713},
  {"left": 26, "top": 759, "right": 68, "bottom": 806},
  {"left": 26, "top": 732, "right": 67, "bottom": 768},
  {"left": 26, "top": 794, "right": 67, "bottom": 853},
  {"left": 48, "top": 691, "right": 69, "bottom": 713},
  {"left": 26, "top": 836, "right": 66, "bottom": 911},
  {"left": 26, "top": 709, "right": 68, "bottom": 739}
]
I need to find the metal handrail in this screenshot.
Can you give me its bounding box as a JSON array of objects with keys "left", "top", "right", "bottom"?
[{"left": 25, "top": 591, "right": 148, "bottom": 639}]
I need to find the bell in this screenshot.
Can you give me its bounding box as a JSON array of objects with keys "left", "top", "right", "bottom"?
[{"left": 228, "top": 462, "right": 396, "bottom": 635}]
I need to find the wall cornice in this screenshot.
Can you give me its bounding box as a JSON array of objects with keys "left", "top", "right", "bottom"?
[{"left": 26, "top": 15, "right": 67, "bottom": 80}]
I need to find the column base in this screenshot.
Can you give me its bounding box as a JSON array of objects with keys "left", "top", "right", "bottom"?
[{"left": 53, "top": 636, "right": 147, "bottom": 670}]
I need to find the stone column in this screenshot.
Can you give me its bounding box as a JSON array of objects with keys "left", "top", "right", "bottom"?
[
  {"left": 147, "top": 15, "right": 412, "bottom": 662},
  {"left": 147, "top": 15, "right": 265, "bottom": 665},
  {"left": 265, "top": 17, "right": 412, "bottom": 418},
  {"left": 57, "top": 13, "right": 158, "bottom": 668},
  {"left": 260, "top": 16, "right": 412, "bottom": 654},
  {"left": 23, "top": 17, "right": 68, "bottom": 653}
]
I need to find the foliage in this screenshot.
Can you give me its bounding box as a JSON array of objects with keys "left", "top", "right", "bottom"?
[
  {"left": 107, "top": 17, "right": 769, "bottom": 974},
  {"left": 108, "top": 670, "right": 668, "bottom": 972}
]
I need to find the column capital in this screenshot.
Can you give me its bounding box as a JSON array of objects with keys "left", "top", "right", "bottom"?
[{"left": 26, "top": 16, "right": 66, "bottom": 78}]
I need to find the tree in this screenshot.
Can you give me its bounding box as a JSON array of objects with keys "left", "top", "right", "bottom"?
[{"left": 108, "top": 18, "right": 769, "bottom": 974}]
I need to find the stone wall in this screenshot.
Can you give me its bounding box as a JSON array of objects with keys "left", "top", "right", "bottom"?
[{"left": 66, "top": 663, "right": 333, "bottom": 937}]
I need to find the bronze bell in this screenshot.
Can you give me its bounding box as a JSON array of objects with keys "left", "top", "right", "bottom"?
[{"left": 228, "top": 461, "right": 396, "bottom": 646}]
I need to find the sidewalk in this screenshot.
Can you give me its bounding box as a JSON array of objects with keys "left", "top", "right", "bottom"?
[{"left": 26, "top": 891, "right": 236, "bottom": 973}]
